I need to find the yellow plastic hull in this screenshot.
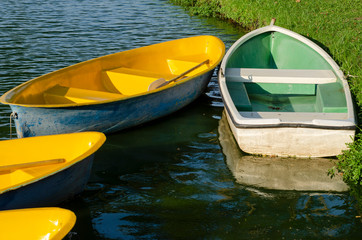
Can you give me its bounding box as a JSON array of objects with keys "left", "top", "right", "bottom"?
[{"left": 0, "top": 207, "right": 76, "bottom": 240}]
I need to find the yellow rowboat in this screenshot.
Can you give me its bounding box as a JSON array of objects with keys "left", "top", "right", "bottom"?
[
  {"left": 0, "top": 207, "right": 76, "bottom": 240},
  {"left": 0, "top": 36, "right": 225, "bottom": 138},
  {"left": 0, "top": 132, "right": 106, "bottom": 210}
]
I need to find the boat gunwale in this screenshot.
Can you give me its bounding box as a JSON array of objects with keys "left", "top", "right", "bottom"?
[
  {"left": 218, "top": 25, "right": 356, "bottom": 130},
  {"left": 223, "top": 105, "right": 356, "bottom": 130},
  {"left": 0, "top": 35, "right": 225, "bottom": 108},
  {"left": 0, "top": 132, "right": 106, "bottom": 194}
]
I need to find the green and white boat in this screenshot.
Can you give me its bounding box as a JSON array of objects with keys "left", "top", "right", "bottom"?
[{"left": 218, "top": 22, "right": 356, "bottom": 157}]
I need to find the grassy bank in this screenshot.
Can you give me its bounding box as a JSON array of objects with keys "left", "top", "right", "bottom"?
[
  {"left": 170, "top": 0, "right": 361, "bottom": 200},
  {"left": 170, "top": 0, "right": 361, "bottom": 110}
]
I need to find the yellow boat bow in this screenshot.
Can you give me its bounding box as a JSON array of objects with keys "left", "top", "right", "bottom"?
[{"left": 0, "top": 207, "right": 76, "bottom": 240}]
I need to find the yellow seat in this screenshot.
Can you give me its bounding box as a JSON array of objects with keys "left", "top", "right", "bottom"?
[
  {"left": 167, "top": 59, "right": 209, "bottom": 75},
  {"left": 102, "top": 57, "right": 210, "bottom": 95},
  {"left": 43, "top": 86, "right": 123, "bottom": 104},
  {"left": 102, "top": 67, "right": 176, "bottom": 95}
]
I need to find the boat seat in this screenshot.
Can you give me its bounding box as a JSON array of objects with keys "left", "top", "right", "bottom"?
[
  {"left": 167, "top": 59, "right": 209, "bottom": 75},
  {"left": 226, "top": 82, "right": 252, "bottom": 111},
  {"left": 316, "top": 82, "right": 348, "bottom": 113},
  {"left": 43, "top": 86, "right": 123, "bottom": 104},
  {"left": 225, "top": 68, "right": 336, "bottom": 84},
  {"left": 102, "top": 67, "right": 176, "bottom": 95}
]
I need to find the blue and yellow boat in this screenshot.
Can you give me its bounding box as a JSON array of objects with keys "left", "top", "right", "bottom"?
[
  {"left": 0, "top": 36, "right": 225, "bottom": 137},
  {"left": 0, "top": 132, "right": 105, "bottom": 210}
]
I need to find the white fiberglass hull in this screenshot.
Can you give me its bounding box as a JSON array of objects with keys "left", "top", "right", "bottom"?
[{"left": 225, "top": 110, "right": 354, "bottom": 157}]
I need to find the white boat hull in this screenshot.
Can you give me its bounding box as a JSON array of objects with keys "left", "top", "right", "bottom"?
[{"left": 225, "top": 110, "right": 354, "bottom": 158}]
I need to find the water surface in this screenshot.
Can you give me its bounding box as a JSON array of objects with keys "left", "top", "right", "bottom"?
[{"left": 0, "top": 0, "right": 361, "bottom": 239}]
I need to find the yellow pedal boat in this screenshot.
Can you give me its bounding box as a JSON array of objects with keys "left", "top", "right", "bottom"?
[
  {"left": 0, "top": 132, "right": 106, "bottom": 210},
  {"left": 0, "top": 207, "right": 76, "bottom": 240},
  {"left": 0, "top": 36, "right": 225, "bottom": 137}
]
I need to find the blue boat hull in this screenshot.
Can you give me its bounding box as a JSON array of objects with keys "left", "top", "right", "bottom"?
[
  {"left": 0, "top": 155, "right": 94, "bottom": 210},
  {"left": 11, "top": 71, "right": 213, "bottom": 137}
]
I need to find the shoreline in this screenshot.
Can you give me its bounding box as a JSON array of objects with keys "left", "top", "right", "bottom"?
[{"left": 170, "top": 0, "right": 361, "bottom": 111}]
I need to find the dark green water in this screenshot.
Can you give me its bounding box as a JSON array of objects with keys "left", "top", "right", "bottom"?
[{"left": 0, "top": 0, "right": 361, "bottom": 239}]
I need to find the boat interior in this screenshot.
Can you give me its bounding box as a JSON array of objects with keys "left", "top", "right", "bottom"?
[
  {"left": 3, "top": 36, "right": 223, "bottom": 106},
  {"left": 11, "top": 56, "right": 210, "bottom": 105},
  {"left": 41, "top": 57, "right": 210, "bottom": 104},
  {"left": 225, "top": 31, "right": 348, "bottom": 114},
  {"left": 226, "top": 68, "right": 347, "bottom": 113}
]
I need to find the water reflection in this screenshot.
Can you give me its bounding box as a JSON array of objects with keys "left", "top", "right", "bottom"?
[
  {"left": 218, "top": 111, "right": 348, "bottom": 192},
  {"left": 62, "top": 105, "right": 361, "bottom": 239}
]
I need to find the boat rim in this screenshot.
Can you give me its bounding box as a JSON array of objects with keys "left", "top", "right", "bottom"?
[
  {"left": 223, "top": 105, "right": 356, "bottom": 130},
  {"left": 219, "top": 25, "right": 344, "bottom": 79}
]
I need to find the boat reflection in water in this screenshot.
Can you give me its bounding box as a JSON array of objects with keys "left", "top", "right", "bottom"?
[{"left": 218, "top": 111, "right": 348, "bottom": 192}]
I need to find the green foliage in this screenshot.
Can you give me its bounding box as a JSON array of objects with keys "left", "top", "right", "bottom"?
[
  {"left": 329, "top": 132, "right": 362, "bottom": 186},
  {"left": 171, "top": 0, "right": 221, "bottom": 17},
  {"left": 329, "top": 132, "right": 362, "bottom": 211},
  {"left": 170, "top": 0, "right": 197, "bottom": 7}
]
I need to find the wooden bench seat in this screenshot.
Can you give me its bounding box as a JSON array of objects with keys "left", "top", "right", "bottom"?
[
  {"left": 44, "top": 86, "right": 123, "bottom": 104},
  {"left": 225, "top": 68, "right": 336, "bottom": 84}
]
